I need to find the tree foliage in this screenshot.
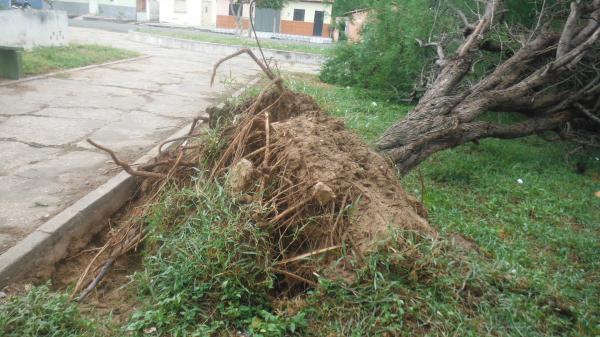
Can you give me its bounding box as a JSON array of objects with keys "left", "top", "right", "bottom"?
[
  {"left": 229, "top": 0, "right": 287, "bottom": 10},
  {"left": 321, "top": 0, "right": 447, "bottom": 99},
  {"left": 321, "top": 0, "right": 572, "bottom": 100},
  {"left": 331, "top": 0, "right": 370, "bottom": 17},
  {"left": 255, "top": 0, "right": 287, "bottom": 10}
]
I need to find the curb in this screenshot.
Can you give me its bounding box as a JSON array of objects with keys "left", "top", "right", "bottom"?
[
  {"left": 0, "top": 76, "right": 261, "bottom": 287},
  {"left": 0, "top": 55, "right": 150, "bottom": 87},
  {"left": 80, "top": 15, "right": 136, "bottom": 23},
  {"left": 128, "top": 31, "right": 325, "bottom": 66}
]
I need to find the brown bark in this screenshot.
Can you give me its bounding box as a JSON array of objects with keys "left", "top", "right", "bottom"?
[{"left": 376, "top": 0, "right": 600, "bottom": 175}]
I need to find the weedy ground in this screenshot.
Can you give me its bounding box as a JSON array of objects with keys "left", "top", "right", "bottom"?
[
  {"left": 22, "top": 44, "right": 139, "bottom": 76},
  {"left": 1, "top": 74, "right": 598, "bottom": 337}
]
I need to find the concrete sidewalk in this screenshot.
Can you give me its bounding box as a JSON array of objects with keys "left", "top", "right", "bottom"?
[{"left": 0, "top": 27, "right": 318, "bottom": 254}]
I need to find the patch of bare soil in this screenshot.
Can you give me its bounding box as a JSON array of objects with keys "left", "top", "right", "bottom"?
[{"left": 51, "top": 200, "right": 145, "bottom": 324}]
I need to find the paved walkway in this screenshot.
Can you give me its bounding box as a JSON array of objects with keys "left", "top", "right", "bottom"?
[{"left": 0, "top": 27, "right": 318, "bottom": 254}]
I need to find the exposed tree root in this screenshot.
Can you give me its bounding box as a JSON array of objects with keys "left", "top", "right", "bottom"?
[{"left": 73, "top": 49, "right": 430, "bottom": 299}]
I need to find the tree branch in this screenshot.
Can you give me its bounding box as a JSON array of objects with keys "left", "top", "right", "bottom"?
[
  {"left": 463, "top": 112, "right": 572, "bottom": 140},
  {"left": 574, "top": 102, "right": 600, "bottom": 124},
  {"left": 502, "top": 26, "right": 600, "bottom": 95},
  {"left": 557, "top": 1, "right": 581, "bottom": 58},
  {"left": 418, "top": 0, "right": 503, "bottom": 102},
  {"left": 87, "top": 139, "right": 166, "bottom": 179},
  {"left": 415, "top": 38, "right": 447, "bottom": 66},
  {"left": 573, "top": 0, "right": 600, "bottom": 45}
]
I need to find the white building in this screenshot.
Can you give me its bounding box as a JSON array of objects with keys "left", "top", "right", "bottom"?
[{"left": 159, "top": 0, "right": 333, "bottom": 38}]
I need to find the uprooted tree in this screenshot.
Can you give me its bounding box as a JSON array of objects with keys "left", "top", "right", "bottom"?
[{"left": 375, "top": 0, "right": 600, "bottom": 174}]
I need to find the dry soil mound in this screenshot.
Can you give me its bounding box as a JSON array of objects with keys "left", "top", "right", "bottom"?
[{"left": 213, "top": 89, "right": 434, "bottom": 286}]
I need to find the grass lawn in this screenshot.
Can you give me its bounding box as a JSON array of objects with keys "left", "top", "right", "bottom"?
[
  {"left": 1, "top": 74, "right": 598, "bottom": 337},
  {"left": 22, "top": 44, "right": 139, "bottom": 76},
  {"left": 137, "top": 28, "right": 332, "bottom": 56},
  {"left": 287, "top": 74, "right": 600, "bottom": 336}
]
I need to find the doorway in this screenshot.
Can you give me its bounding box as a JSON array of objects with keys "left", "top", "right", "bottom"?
[{"left": 313, "top": 10, "right": 324, "bottom": 36}]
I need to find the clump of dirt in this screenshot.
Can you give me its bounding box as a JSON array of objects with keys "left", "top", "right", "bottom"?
[
  {"left": 49, "top": 85, "right": 434, "bottom": 302},
  {"left": 210, "top": 87, "right": 434, "bottom": 288},
  {"left": 272, "top": 115, "right": 433, "bottom": 247}
]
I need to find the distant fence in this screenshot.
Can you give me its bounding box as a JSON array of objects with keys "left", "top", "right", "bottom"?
[{"left": 0, "top": 9, "right": 68, "bottom": 49}]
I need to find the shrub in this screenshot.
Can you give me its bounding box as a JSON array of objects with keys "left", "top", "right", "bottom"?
[{"left": 320, "top": 0, "right": 440, "bottom": 98}]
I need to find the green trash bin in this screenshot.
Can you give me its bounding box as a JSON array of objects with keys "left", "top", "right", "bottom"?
[{"left": 0, "top": 46, "right": 24, "bottom": 80}]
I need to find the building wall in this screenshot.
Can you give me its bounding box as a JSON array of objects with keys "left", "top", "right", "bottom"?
[
  {"left": 280, "top": 20, "right": 329, "bottom": 37},
  {"left": 51, "top": 0, "right": 88, "bottom": 17},
  {"left": 51, "top": 0, "right": 137, "bottom": 19},
  {"left": 215, "top": 0, "right": 251, "bottom": 29},
  {"left": 97, "top": 0, "right": 136, "bottom": 20},
  {"left": 216, "top": 0, "right": 250, "bottom": 18},
  {"left": 214, "top": 0, "right": 332, "bottom": 37},
  {"left": 216, "top": 15, "right": 249, "bottom": 29},
  {"left": 281, "top": 1, "right": 331, "bottom": 24},
  {"left": 0, "top": 9, "right": 68, "bottom": 49},
  {"left": 280, "top": 1, "right": 332, "bottom": 37},
  {"left": 346, "top": 10, "right": 370, "bottom": 42},
  {"left": 160, "top": 0, "right": 217, "bottom": 27}
]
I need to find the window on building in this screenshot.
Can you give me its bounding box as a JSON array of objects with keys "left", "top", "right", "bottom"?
[
  {"left": 293, "top": 9, "right": 305, "bottom": 21},
  {"left": 174, "top": 0, "right": 186, "bottom": 13},
  {"left": 229, "top": 3, "right": 242, "bottom": 16}
]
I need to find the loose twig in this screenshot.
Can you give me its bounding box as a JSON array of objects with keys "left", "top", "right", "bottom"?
[
  {"left": 210, "top": 48, "right": 283, "bottom": 92},
  {"left": 75, "top": 257, "right": 115, "bottom": 302},
  {"left": 416, "top": 38, "right": 447, "bottom": 67},
  {"left": 575, "top": 102, "right": 600, "bottom": 125},
  {"left": 276, "top": 245, "right": 342, "bottom": 265},
  {"left": 271, "top": 268, "right": 318, "bottom": 287}
]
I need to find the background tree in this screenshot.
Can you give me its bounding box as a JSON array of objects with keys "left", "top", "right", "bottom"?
[
  {"left": 255, "top": 0, "right": 287, "bottom": 9},
  {"left": 321, "top": 0, "right": 454, "bottom": 100}
]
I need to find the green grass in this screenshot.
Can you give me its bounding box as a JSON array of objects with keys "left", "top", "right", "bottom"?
[
  {"left": 137, "top": 28, "right": 332, "bottom": 56},
  {"left": 287, "top": 74, "right": 600, "bottom": 336},
  {"left": 22, "top": 44, "right": 139, "bottom": 76},
  {"left": 0, "top": 284, "right": 103, "bottom": 337},
  {"left": 2, "top": 74, "right": 598, "bottom": 337},
  {"left": 123, "top": 176, "right": 305, "bottom": 337}
]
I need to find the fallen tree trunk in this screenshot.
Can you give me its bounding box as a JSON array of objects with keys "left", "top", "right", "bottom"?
[{"left": 376, "top": 0, "right": 600, "bottom": 175}]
